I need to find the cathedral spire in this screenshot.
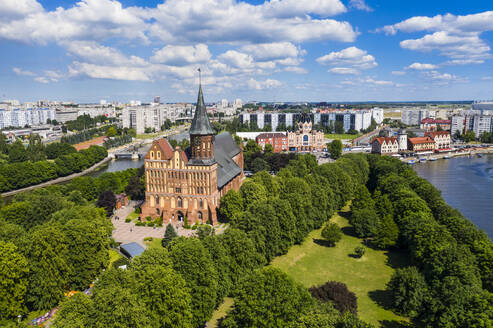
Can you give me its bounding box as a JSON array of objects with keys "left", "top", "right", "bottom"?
[{"left": 190, "top": 69, "right": 214, "bottom": 136}]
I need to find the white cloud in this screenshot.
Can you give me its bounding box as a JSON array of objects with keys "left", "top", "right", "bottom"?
[
  {"left": 329, "top": 67, "right": 359, "bottom": 75},
  {"left": 69, "top": 62, "right": 151, "bottom": 81},
  {"left": 284, "top": 66, "right": 308, "bottom": 74},
  {"left": 240, "top": 42, "right": 302, "bottom": 61},
  {"left": 147, "top": 0, "right": 357, "bottom": 44},
  {"left": 12, "top": 67, "right": 35, "bottom": 76},
  {"left": 377, "top": 11, "right": 493, "bottom": 64},
  {"left": 0, "top": 0, "right": 42, "bottom": 20},
  {"left": 247, "top": 78, "right": 282, "bottom": 90},
  {"left": 64, "top": 41, "right": 147, "bottom": 66},
  {"left": 218, "top": 50, "right": 254, "bottom": 69},
  {"left": 349, "top": 0, "right": 372, "bottom": 12},
  {"left": 424, "top": 70, "right": 457, "bottom": 81},
  {"left": 407, "top": 62, "right": 438, "bottom": 70},
  {"left": 317, "top": 47, "right": 377, "bottom": 74},
  {"left": 263, "top": 0, "right": 346, "bottom": 18},
  {"left": 151, "top": 44, "right": 211, "bottom": 66},
  {"left": 392, "top": 71, "right": 406, "bottom": 76},
  {"left": 361, "top": 78, "right": 393, "bottom": 86},
  {"left": 34, "top": 77, "right": 50, "bottom": 84},
  {"left": 481, "top": 76, "right": 493, "bottom": 81}
]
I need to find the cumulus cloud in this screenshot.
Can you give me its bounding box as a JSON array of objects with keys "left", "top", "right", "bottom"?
[
  {"left": 349, "top": 0, "right": 372, "bottom": 12},
  {"left": 284, "top": 66, "right": 308, "bottom": 74},
  {"left": 247, "top": 78, "right": 282, "bottom": 90},
  {"left": 392, "top": 71, "right": 406, "bottom": 76},
  {"left": 69, "top": 62, "right": 151, "bottom": 81},
  {"left": 151, "top": 44, "right": 211, "bottom": 66},
  {"left": 362, "top": 78, "right": 393, "bottom": 86},
  {"left": 241, "top": 42, "right": 302, "bottom": 61},
  {"left": 64, "top": 41, "right": 147, "bottom": 66},
  {"left": 377, "top": 11, "right": 493, "bottom": 64},
  {"left": 407, "top": 62, "right": 438, "bottom": 70},
  {"left": 0, "top": 0, "right": 42, "bottom": 20},
  {"left": 317, "top": 47, "right": 377, "bottom": 74}
]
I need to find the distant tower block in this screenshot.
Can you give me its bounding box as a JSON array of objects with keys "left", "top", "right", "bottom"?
[{"left": 398, "top": 129, "right": 408, "bottom": 151}]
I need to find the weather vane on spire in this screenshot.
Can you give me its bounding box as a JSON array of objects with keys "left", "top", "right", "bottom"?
[{"left": 198, "top": 67, "right": 201, "bottom": 85}]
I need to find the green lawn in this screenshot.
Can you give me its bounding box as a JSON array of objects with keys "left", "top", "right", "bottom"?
[
  {"left": 208, "top": 297, "right": 234, "bottom": 327},
  {"left": 126, "top": 210, "right": 140, "bottom": 222},
  {"left": 325, "top": 133, "right": 360, "bottom": 140},
  {"left": 108, "top": 249, "right": 123, "bottom": 267},
  {"left": 144, "top": 237, "right": 164, "bottom": 249},
  {"left": 271, "top": 206, "right": 409, "bottom": 327}
]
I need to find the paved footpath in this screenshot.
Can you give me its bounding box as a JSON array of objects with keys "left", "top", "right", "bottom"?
[{"left": 111, "top": 201, "right": 194, "bottom": 247}]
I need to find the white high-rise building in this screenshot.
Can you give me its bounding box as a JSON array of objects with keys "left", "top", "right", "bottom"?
[
  {"left": 234, "top": 99, "right": 243, "bottom": 109},
  {"left": 372, "top": 107, "right": 384, "bottom": 124},
  {"left": 221, "top": 99, "right": 228, "bottom": 108}
]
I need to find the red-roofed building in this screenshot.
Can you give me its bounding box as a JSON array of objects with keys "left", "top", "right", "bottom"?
[
  {"left": 408, "top": 136, "right": 435, "bottom": 152},
  {"left": 425, "top": 131, "right": 451, "bottom": 150},
  {"left": 371, "top": 137, "right": 399, "bottom": 155},
  {"left": 256, "top": 132, "right": 287, "bottom": 152},
  {"left": 420, "top": 118, "right": 451, "bottom": 131}
]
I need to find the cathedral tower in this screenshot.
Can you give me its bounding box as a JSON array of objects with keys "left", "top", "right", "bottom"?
[{"left": 189, "top": 83, "right": 215, "bottom": 164}]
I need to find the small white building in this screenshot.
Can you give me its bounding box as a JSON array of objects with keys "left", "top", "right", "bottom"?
[{"left": 371, "top": 137, "right": 399, "bottom": 155}]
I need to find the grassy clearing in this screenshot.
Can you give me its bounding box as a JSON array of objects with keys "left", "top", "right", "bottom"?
[
  {"left": 144, "top": 237, "right": 163, "bottom": 249},
  {"left": 271, "top": 206, "right": 409, "bottom": 327},
  {"left": 208, "top": 297, "right": 234, "bottom": 328},
  {"left": 108, "top": 249, "right": 123, "bottom": 267},
  {"left": 325, "top": 133, "right": 360, "bottom": 140},
  {"left": 126, "top": 210, "right": 140, "bottom": 222}
]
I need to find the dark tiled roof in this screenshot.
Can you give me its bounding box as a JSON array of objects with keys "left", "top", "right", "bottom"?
[
  {"left": 425, "top": 131, "right": 450, "bottom": 138},
  {"left": 214, "top": 132, "right": 242, "bottom": 188},
  {"left": 256, "top": 132, "right": 287, "bottom": 139},
  {"left": 409, "top": 137, "right": 435, "bottom": 144},
  {"left": 189, "top": 84, "right": 214, "bottom": 135}
]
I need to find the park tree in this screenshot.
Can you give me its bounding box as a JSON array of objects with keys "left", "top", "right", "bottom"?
[
  {"left": 133, "top": 265, "right": 193, "bottom": 328},
  {"left": 26, "top": 134, "right": 46, "bottom": 162},
  {"left": 350, "top": 207, "right": 379, "bottom": 238},
  {"left": 201, "top": 235, "right": 233, "bottom": 306},
  {"left": 45, "top": 142, "right": 76, "bottom": 159},
  {"left": 52, "top": 293, "right": 92, "bottom": 328},
  {"left": 251, "top": 157, "right": 270, "bottom": 173},
  {"left": 374, "top": 215, "right": 399, "bottom": 249},
  {"left": 97, "top": 190, "right": 116, "bottom": 217},
  {"left": 0, "top": 201, "right": 32, "bottom": 228},
  {"left": 328, "top": 140, "right": 343, "bottom": 160},
  {"left": 321, "top": 223, "right": 342, "bottom": 247},
  {"left": 8, "top": 140, "right": 28, "bottom": 163},
  {"left": 264, "top": 143, "right": 274, "bottom": 153},
  {"left": 90, "top": 285, "right": 151, "bottom": 328},
  {"left": 105, "top": 126, "right": 118, "bottom": 137},
  {"left": 0, "top": 241, "right": 29, "bottom": 320},
  {"left": 0, "top": 221, "right": 25, "bottom": 245},
  {"left": 244, "top": 139, "right": 261, "bottom": 153},
  {"left": 63, "top": 219, "right": 110, "bottom": 290},
  {"left": 219, "top": 190, "right": 244, "bottom": 222},
  {"left": 387, "top": 266, "right": 429, "bottom": 317},
  {"left": 168, "top": 238, "right": 218, "bottom": 327},
  {"left": 287, "top": 302, "right": 340, "bottom": 328},
  {"left": 23, "top": 224, "right": 70, "bottom": 310},
  {"left": 162, "top": 224, "right": 178, "bottom": 248},
  {"left": 463, "top": 130, "right": 476, "bottom": 142},
  {"left": 309, "top": 281, "right": 357, "bottom": 315},
  {"left": 239, "top": 180, "right": 267, "bottom": 209},
  {"left": 125, "top": 175, "right": 145, "bottom": 200},
  {"left": 219, "top": 228, "right": 265, "bottom": 285},
  {"left": 220, "top": 267, "right": 315, "bottom": 328}
]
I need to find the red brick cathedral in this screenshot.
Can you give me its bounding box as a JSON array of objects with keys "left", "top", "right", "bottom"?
[{"left": 141, "top": 84, "right": 244, "bottom": 225}]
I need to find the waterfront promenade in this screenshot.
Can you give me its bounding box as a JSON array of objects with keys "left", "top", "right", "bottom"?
[{"left": 401, "top": 146, "right": 493, "bottom": 162}]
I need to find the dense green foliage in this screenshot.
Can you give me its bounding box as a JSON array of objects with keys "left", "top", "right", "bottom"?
[
  {"left": 0, "top": 145, "right": 107, "bottom": 192},
  {"left": 328, "top": 139, "right": 343, "bottom": 159},
  {"left": 309, "top": 281, "right": 358, "bottom": 315},
  {"left": 321, "top": 222, "right": 342, "bottom": 246}
]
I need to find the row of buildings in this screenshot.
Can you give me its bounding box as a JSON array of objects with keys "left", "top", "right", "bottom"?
[
  {"left": 372, "top": 130, "right": 451, "bottom": 155},
  {"left": 122, "top": 103, "right": 193, "bottom": 134},
  {"left": 451, "top": 113, "right": 493, "bottom": 137},
  {"left": 256, "top": 116, "right": 325, "bottom": 152},
  {"left": 0, "top": 108, "right": 56, "bottom": 129},
  {"left": 240, "top": 108, "right": 384, "bottom": 133}
]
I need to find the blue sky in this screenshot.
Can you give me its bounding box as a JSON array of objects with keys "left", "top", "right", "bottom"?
[{"left": 0, "top": 0, "right": 492, "bottom": 103}]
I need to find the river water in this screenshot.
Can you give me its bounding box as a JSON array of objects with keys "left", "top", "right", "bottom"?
[
  {"left": 414, "top": 154, "right": 493, "bottom": 239},
  {"left": 89, "top": 131, "right": 189, "bottom": 177}
]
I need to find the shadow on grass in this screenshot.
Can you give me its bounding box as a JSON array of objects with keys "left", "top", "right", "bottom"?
[
  {"left": 339, "top": 209, "right": 352, "bottom": 220},
  {"left": 313, "top": 239, "right": 335, "bottom": 247},
  {"left": 368, "top": 289, "right": 394, "bottom": 311},
  {"left": 347, "top": 253, "right": 360, "bottom": 259},
  {"left": 341, "top": 226, "right": 359, "bottom": 237},
  {"left": 383, "top": 249, "right": 411, "bottom": 269}
]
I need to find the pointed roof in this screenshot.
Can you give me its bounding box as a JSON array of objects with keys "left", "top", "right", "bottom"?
[{"left": 189, "top": 84, "right": 214, "bottom": 135}]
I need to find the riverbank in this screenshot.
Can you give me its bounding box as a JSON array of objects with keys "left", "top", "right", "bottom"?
[
  {"left": 402, "top": 146, "right": 493, "bottom": 163},
  {"left": 1, "top": 156, "right": 111, "bottom": 198}
]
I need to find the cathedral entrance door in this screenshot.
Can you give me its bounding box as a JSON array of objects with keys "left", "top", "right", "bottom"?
[{"left": 177, "top": 211, "right": 184, "bottom": 222}]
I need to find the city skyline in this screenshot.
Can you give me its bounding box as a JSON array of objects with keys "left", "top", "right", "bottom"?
[{"left": 0, "top": 0, "right": 492, "bottom": 103}]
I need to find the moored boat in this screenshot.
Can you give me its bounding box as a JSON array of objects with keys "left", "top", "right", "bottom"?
[
  {"left": 419, "top": 158, "right": 427, "bottom": 162},
  {"left": 407, "top": 160, "right": 416, "bottom": 165}
]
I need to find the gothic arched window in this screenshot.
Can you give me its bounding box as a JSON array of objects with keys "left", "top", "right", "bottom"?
[
  {"left": 177, "top": 197, "right": 183, "bottom": 208},
  {"left": 199, "top": 198, "right": 204, "bottom": 208}
]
